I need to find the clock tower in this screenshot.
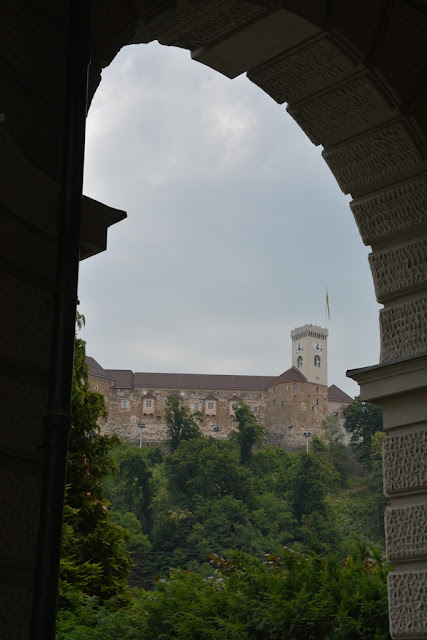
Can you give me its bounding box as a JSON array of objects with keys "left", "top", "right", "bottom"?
[{"left": 291, "top": 324, "right": 328, "bottom": 386}]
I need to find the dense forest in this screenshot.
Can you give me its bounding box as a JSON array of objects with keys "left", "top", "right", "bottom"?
[{"left": 56, "top": 329, "right": 390, "bottom": 639}]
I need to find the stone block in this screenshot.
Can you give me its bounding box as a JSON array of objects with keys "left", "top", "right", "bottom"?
[
  {"left": 288, "top": 73, "right": 396, "bottom": 146},
  {"left": 350, "top": 175, "right": 427, "bottom": 247},
  {"left": 386, "top": 504, "right": 427, "bottom": 562},
  {"left": 369, "top": 238, "right": 427, "bottom": 303},
  {"left": 323, "top": 120, "right": 423, "bottom": 195},
  {"left": 248, "top": 33, "right": 359, "bottom": 104},
  {"left": 380, "top": 298, "right": 427, "bottom": 362},
  {"left": 388, "top": 571, "right": 427, "bottom": 638},
  {"left": 384, "top": 430, "right": 427, "bottom": 495}
]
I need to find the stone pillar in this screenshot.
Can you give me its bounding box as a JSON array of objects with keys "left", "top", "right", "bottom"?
[{"left": 349, "top": 356, "right": 427, "bottom": 639}]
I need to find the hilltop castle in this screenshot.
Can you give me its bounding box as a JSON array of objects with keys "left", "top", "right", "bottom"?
[{"left": 87, "top": 324, "right": 352, "bottom": 450}]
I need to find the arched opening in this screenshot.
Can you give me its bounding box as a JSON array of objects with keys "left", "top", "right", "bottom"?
[{"left": 2, "top": 2, "right": 426, "bottom": 639}]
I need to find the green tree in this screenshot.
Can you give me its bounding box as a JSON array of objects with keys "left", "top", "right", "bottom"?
[
  {"left": 165, "top": 394, "right": 203, "bottom": 451},
  {"left": 58, "top": 316, "right": 132, "bottom": 612},
  {"left": 344, "top": 396, "right": 383, "bottom": 469},
  {"left": 320, "top": 414, "right": 349, "bottom": 484},
  {"left": 230, "top": 402, "right": 266, "bottom": 464}
]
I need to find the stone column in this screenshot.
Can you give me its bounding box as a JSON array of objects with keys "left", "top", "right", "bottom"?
[
  {"left": 347, "top": 173, "right": 427, "bottom": 639},
  {"left": 349, "top": 356, "right": 427, "bottom": 639}
]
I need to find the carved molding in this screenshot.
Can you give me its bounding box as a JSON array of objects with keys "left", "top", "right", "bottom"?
[
  {"left": 248, "top": 34, "right": 359, "bottom": 104},
  {"left": 388, "top": 571, "right": 427, "bottom": 638},
  {"left": 351, "top": 175, "right": 427, "bottom": 247},
  {"left": 380, "top": 298, "right": 427, "bottom": 362},
  {"left": 154, "top": 1, "right": 273, "bottom": 50},
  {"left": 384, "top": 429, "right": 427, "bottom": 496},
  {"left": 323, "top": 120, "right": 424, "bottom": 195},
  {"left": 369, "top": 238, "right": 427, "bottom": 302},
  {"left": 386, "top": 504, "right": 427, "bottom": 562},
  {"left": 288, "top": 73, "right": 397, "bottom": 147}
]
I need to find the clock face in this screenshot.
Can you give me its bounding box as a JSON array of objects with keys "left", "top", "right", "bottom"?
[
  {"left": 295, "top": 342, "right": 304, "bottom": 354},
  {"left": 312, "top": 341, "right": 323, "bottom": 354}
]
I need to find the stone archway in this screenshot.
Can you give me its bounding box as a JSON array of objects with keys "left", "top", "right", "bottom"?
[
  {"left": 88, "top": 5, "right": 426, "bottom": 635},
  {"left": 1, "top": 1, "right": 426, "bottom": 638}
]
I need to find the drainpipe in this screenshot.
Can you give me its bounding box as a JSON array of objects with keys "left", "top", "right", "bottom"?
[{"left": 30, "top": 2, "right": 91, "bottom": 639}]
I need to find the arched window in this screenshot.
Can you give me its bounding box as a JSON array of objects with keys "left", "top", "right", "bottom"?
[
  {"left": 297, "top": 356, "right": 303, "bottom": 368},
  {"left": 293, "top": 383, "right": 297, "bottom": 390},
  {"left": 314, "top": 355, "right": 321, "bottom": 367},
  {"left": 293, "top": 395, "right": 297, "bottom": 403}
]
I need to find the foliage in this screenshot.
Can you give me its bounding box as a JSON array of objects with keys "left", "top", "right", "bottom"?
[
  {"left": 230, "top": 402, "right": 266, "bottom": 464},
  {"left": 56, "top": 543, "right": 391, "bottom": 640},
  {"left": 344, "top": 396, "right": 383, "bottom": 469},
  {"left": 58, "top": 390, "right": 391, "bottom": 636},
  {"left": 58, "top": 317, "right": 132, "bottom": 612},
  {"left": 165, "top": 394, "right": 203, "bottom": 451}
]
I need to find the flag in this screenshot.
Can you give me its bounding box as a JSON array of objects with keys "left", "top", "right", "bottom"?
[{"left": 326, "top": 288, "right": 330, "bottom": 320}]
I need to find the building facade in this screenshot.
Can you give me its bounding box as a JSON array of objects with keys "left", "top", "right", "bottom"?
[{"left": 88, "top": 324, "right": 352, "bottom": 450}]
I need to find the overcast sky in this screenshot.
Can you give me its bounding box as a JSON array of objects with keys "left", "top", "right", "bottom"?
[{"left": 79, "top": 41, "right": 381, "bottom": 398}]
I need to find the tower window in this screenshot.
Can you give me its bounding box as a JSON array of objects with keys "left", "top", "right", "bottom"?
[
  {"left": 293, "top": 383, "right": 297, "bottom": 390},
  {"left": 297, "top": 356, "right": 303, "bottom": 368},
  {"left": 314, "top": 355, "right": 321, "bottom": 367},
  {"left": 121, "top": 399, "right": 128, "bottom": 409},
  {"left": 293, "top": 396, "right": 297, "bottom": 403}
]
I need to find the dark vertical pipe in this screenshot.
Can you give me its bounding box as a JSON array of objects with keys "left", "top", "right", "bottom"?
[{"left": 30, "top": 2, "right": 91, "bottom": 639}]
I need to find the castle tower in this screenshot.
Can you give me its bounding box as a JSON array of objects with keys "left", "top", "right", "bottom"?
[{"left": 291, "top": 324, "right": 328, "bottom": 386}]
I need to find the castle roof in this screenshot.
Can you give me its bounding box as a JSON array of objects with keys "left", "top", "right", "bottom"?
[
  {"left": 268, "top": 367, "right": 307, "bottom": 387},
  {"left": 327, "top": 384, "right": 353, "bottom": 404},
  {"left": 86, "top": 356, "right": 114, "bottom": 380},
  {"left": 86, "top": 357, "right": 275, "bottom": 391},
  {"left": 133, "top": 372, "right": 276, "bottom": 391}
]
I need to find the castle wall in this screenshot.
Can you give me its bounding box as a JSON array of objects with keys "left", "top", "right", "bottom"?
[
  {"left": 89, "top": 376, "right": 268, "bottom": 446},
  {"left": 266, "top": 380, "right": 329, "bottom": 449}
]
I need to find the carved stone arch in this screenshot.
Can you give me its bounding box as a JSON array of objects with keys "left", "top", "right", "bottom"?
[
  {"left": 86, "top": 4, "right": 427, "bottom": 638},
  {"left": 1, "top": 1, "right": 426, "bottom": 638}
]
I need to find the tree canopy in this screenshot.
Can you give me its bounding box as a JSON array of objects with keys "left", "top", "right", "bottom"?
[
  {"left": 165, "top": 394, "right": 203, "bottom": 451},
  {"left": 344, "top": 396, "right": 383, "bottom": 468}
]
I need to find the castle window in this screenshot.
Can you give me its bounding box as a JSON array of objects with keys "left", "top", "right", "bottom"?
[
  {"left": 293, "top": 383, "right": 297, "bottom": 390},
  {"left": 207, "top": 402, "right": 214, "bottom": 410},
  {"left": 312, "top": 405, "right": 314, "bottom": 410},
  {"left": 157, "top": 415, "right": 161, "bottom": 421},
  {"left": 121, "top": 399, "right": 128, "bottom": 409},
  {"left": 143, "top": 396, "right": 155, "bottom": 414},
  {"left": 194, "top": 402, "right": 200, "bottom": 411},
  {"left": 254, "top": 406, "right": 258, "bottom": 413},
  {"left": 316, "top": 386, "right": 319, "bottom": 393},
  {"left": 297, "top": 356, "right": 303, "bottom": 368},
  {"left": 316, "top": 398, "right": 319, "bottom": 405},
  {"left": 314, "top": 355, "right": 321, "bottom": 367},
  {"left": 293, "top": 396, "right": 297, "bottom": 403}
]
